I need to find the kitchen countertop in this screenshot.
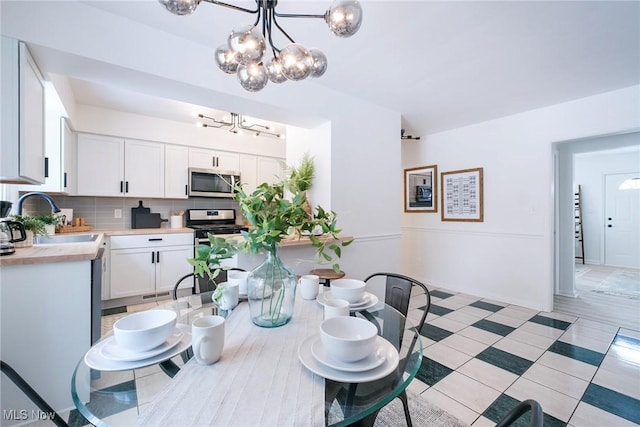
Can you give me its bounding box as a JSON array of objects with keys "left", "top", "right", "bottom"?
[
  {"left": 0, "top": 228, "right": 195, "bottom": 267},
  {"left": 0, "top": 232, "right": 106, "bottom": 267},
  {"left": 0, "top": 228, "right": 353, "bottom": 267}
]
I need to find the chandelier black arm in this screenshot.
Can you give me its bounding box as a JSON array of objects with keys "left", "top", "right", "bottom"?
[
  {"left": 202, "top": 0, "right": 259, "bottom": 14},
  {"left": 265, "top": 9, "right": 281, "bottom": 55},
  {"left": 273, "top": 11, "right": 327, "bottom": 19},
  {"left": 271, "top": 14, "right": 296, "bottom": 45}
]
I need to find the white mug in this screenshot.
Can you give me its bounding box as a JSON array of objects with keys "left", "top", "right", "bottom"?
[
  {"left": 192, "top": 315, "right": 225, "bottom": 365},
  {"left": 227, "top": 270, "right": 250, "bottom": 296},
  {"left": 324, "top": 298, "right": 350, "bottom": 319},
  {"left": 213, "top": 282, "right": 239, "bottom": 310},
  {"left": 299, "top": 274, "right": 320, "bottom": 300}
]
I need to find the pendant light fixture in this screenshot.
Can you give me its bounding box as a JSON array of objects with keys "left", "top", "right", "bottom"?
[
  {"left": 158, "top": 0, "right": 363, "bottom": 92},
  {"left": 197, "top": 112, "right": 284, "bottom": 139}
]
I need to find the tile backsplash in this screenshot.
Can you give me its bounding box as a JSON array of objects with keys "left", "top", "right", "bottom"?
[{"left": 18, "top": 196, "right": 240, "bottom": 230}]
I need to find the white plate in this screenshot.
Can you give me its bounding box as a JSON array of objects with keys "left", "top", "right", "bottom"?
[
  {"left": 310, "top": 337, "right": 386, "bottom": 372},
  {"left": 317, "top": 291, "right": 379, "bottom": 312},
  {"left": 100, "top": 329, "right": 184, "bottom": 362},
  {"left": 298, "top": 335, "right": 399, "bottom": 383},
  {"left": 85, "top": 324, "right": 191, "bottom": 371}
]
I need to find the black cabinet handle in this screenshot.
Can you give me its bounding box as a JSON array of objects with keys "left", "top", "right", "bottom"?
[
  {"left": 63, "top": 172, "right": 67, "bottom": 188},
  {"left": 185, "top": 184, "right": 188, "bottom": 196},
  {"left": 125, "top": 181, "right": 129, "bottom": 193},
  {"left": 148, "top": 238, "right": 163, "bottom": 241},
  {"left": 608, "top": 224, "right": 613, "bottom": 228},
  {"left": 44, "top": 157, "right": 49, "bottom": 178},
  {"left": 151, "top": 252, "right": 155, "bottom": 264},
  {"left": 120, "top": 181, "right": 124, "bottom": 193},
  {"left": 156, "top": 251, "right": 160, "bottom": 263}
]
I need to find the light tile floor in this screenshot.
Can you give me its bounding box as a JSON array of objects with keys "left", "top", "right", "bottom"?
[{"left": 63, "top": 286, "right": 639, "bottom": 427}]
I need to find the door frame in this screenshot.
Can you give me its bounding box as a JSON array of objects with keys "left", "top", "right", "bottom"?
[{"left": 552, "top": 130, "right": 640, "bottom": 301}]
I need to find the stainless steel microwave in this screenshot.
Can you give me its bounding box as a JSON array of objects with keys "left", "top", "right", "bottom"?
[{"left": 188, "top": 168, "right": 240, "bottom": 198}]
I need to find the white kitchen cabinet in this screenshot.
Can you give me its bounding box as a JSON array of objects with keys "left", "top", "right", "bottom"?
[
  {"left": 0, "top": 37, "right": 45, "bottom": 184},
  {"left": 189, "top": 147, "right": 240, "bottom": 171},
  {"left": 76, "top": 134, "right": 164, "bottom": 197},
  {"left": 257, "top": 156, "right": 285, "bottom": 186},
  {"left": 62, "top": 117, "right": 77, "bottom": 194},
  {"left": 165, "top": 144, "right": 189, "bottom": 199},
  {"left": 239, "top": 154, "right": 285, "bottom": 194},
  {"left": 108, "top": 233, "right": 193, "bottom": 299}
]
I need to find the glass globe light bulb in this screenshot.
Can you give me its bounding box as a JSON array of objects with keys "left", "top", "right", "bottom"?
[
  {"left": 228, "top": 25, "right": 266, "bottom": 66},
  {"left": 308, "top": 49, "right": 328, "bottom": 78},
  {"left": 279, "top": 44, "right": 313, "bottom": 81},
  {"left": 214, "top": 44, "right": 239, "bottom": 74},
  {"left": 265, "top": 57, "right": 287, "bottom": 84},
  {"left": 325, "top": 0, "right": 363, "bottom": 38},
  {"left": 237, "top": 63, "right": 268, "bottom": 92},
  {"left": 158, "top": 0, "right": 200, "bottom": 15}
]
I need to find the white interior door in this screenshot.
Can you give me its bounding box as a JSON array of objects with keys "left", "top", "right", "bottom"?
[{"left": 604, "top": 173, "right": 640, "bottom": 268}]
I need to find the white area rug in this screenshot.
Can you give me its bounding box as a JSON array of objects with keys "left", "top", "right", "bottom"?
[
  {"left": 593, "top": 270, "right": 640, "bottom": 300},
  {"left": 328, "top": 389, "right": 468, "bottom": 427}
]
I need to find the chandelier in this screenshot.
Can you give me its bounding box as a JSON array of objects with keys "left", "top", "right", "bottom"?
[
  {"left": 158, "top": 0, "right": 363, "bottom": 92},
  {"left": 197, "top": 112, "right": 284, "bottom": 138}
]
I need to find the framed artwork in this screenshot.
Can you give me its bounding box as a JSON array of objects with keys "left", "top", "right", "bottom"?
[
  {"left": 404, "top": 165, "right": 438, "bottom": 213},
  {"left": 441, "top": 167, "right": 484, "bottom": 222}
]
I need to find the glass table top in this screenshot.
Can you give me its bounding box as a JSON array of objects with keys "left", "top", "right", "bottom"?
[{"left": 71, "top": 292, "right": 422, "bottom": 426}]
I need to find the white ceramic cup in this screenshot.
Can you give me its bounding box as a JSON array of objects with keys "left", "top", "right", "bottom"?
[
  {"left": 214, "top": 282, "right": 239, "bottom": 310},
  {"left": 299, "top": 274, "right": 320, "bottom": 300},
  {"left": 170, "top": 215, "right": 183, "bottom": 229},
  {"left": 192, "top": 315, "right": 225, "bottom": 365},
  {"left": 227, "top": 270, "right": 250, "bottom": 296},
  {"left": 324, "top": 298, "right": 350, "bottom": 319}
]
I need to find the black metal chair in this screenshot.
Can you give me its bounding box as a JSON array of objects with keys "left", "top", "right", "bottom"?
[
  {"left": 362, "top": 272, "right": 431, "bottom": 427},
  {"left": 496, "top": 399, "right": 544, "bottom": 427},
  {"left": 1, "top": 360, "right": 69, "bottom": 427},
  {"left": 171, "top": 267, "right": 246, "bottom": 301},
  {"left": 326, "top": 272, "right": 431, "bottom": 426}
]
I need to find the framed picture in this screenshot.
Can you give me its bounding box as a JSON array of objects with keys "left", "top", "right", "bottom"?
[
  {"left": 404, "top": 165, "right": 438, "bottom": 213},
  {"left": 441, "top": 167, "right": 484, "bottom": 222}
]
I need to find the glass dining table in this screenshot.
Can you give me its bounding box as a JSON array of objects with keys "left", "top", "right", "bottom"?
[{"left": 71, "top": 290, "right": 423, "bottom": 427}]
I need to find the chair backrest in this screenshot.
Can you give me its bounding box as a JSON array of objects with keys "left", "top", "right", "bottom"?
[
  {"left": 364, "top": 272, "right": 431, "bottom": 332},
  {"left": 172, "top": 268, "right": 247, "bottom": 300},
  {"left": 495, "top": 399, "right": 543, "bottom": 427}
]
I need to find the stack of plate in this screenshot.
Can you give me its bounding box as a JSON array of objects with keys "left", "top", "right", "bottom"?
[
  {"left": 297, "top": 334, "right": 399, "bottom": 383},
  {"left": 316, "top": 291, "right": 379, "bottom": 312},
  {"left": 84, "top": 324, "right": 191, "bottom": 371}
]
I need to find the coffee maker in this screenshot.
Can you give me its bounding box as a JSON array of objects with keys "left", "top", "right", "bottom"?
[{"left": 0, "top": 201, "right": 27, "bottom": 256}]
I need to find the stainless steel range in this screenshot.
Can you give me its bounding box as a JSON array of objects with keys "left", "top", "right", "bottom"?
[{"left": 185, "top": 209, "right": 248, "bottom": 243}]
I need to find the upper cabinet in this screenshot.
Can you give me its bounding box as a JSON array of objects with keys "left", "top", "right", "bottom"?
[
  {"left": 0, "top": 37, "right": 45, "bottom": 184},
  {"left": 189, "top": 147, "right": 240, "bottom": 172},
  {"left": 164, "top": 145, "right": 189, "bottom": 199},
  {"left": 76, "top": 134, "right": 164, "bottom": 198},
  {"left": 239, "top": 154, "right": 285, "bottom": 194}
]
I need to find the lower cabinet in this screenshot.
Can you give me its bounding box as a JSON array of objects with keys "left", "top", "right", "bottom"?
[{"left": 108, "top": 233, "right": 193, "bottom": 299}]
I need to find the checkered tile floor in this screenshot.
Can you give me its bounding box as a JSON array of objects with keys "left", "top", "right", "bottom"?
[
  {"left": 405, "top": 288, "right": 640, "bottom": 426},
  {"left": 59, "top": 287, "right": 639, "bottom": 427}
]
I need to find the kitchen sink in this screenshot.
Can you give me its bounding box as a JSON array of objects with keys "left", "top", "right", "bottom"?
[{"left": 34, "top": 234, "right": 100, "bottom": 245}]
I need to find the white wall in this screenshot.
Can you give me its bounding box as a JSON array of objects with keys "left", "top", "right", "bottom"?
[
  {"left": 575, "top": 145, "right": 640, "bottom": 265},
  {"left": 402, "top": 86, "right": 640, "bottom": 311},
  {"left": 1, "top": 2, "right": 403, "bottom": 279}
]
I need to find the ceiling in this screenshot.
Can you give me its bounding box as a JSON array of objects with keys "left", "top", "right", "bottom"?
[{"left": 38, "top": 1, "right": 640, "bottom": 136}]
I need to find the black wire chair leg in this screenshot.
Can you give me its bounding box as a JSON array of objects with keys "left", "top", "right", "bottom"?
[
  {"left": 398, "top": 389, "right": 413, "bottom": 427},
  {"left": 1, "top": 360, "right": 69, "bottom": 427}
]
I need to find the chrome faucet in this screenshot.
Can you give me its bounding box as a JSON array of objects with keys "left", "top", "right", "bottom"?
[{"left": 15, "top": 192, "right": 61, "bottom": 215}]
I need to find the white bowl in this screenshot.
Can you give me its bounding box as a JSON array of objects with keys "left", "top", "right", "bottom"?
[
  {"left": 113, "top": 309, "right": 177, "bottom": 353},
  {"left": 319, "top": 316, "right": 377, "bottom": 362},
  {"left": 330, "top": 279, "right": 367, "bottom": 304}
]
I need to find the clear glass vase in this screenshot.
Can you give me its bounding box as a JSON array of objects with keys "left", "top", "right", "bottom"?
[{"left": 247, "top": 245, "right": 297, "bottom": 327}]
